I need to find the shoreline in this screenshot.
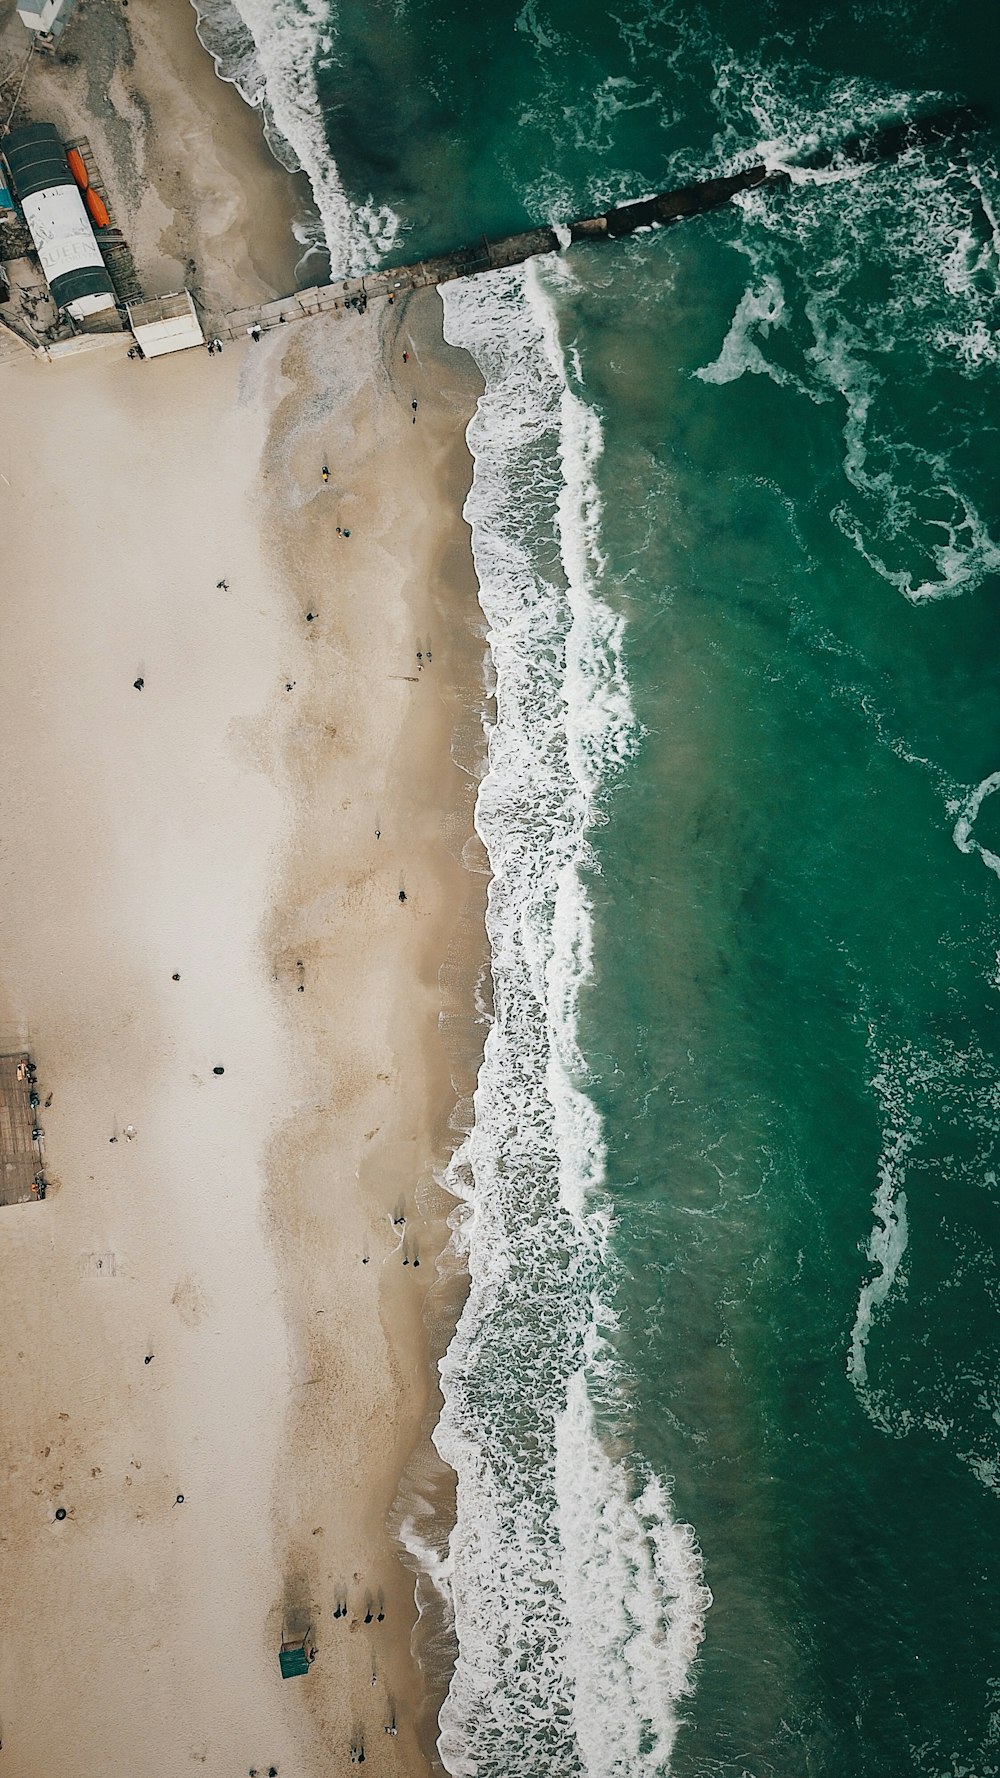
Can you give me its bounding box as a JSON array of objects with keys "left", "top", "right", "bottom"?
[
  {"left": 254, "top": 286, "right": 487, "bottom": 1770},
  {"left": 0, "top": 4, "right": 488, "bottom": 1771}
]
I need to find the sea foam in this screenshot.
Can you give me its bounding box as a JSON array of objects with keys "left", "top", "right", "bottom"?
[
  {"left": 952, "top": 770, "right": 1000, "bottom": 880},
  {"left": 436, "top": 260, "right": 708, "bottom": 1777},
  {"left": 849, "top": 1031, "right": 1000, "bottom": 1490},
  {"left": 188, "top": 0, "right": 400, "bottom": 274},
  {"left": 687, "top": 51, "right": 1000, "bottom": 608}
]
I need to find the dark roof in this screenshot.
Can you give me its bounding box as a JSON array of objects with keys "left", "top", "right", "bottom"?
[
  {"left": 49, "top": 264, "right": 114, "bottom": 308},
  {"left": 4, "top": 123, "right": 73, "bottom": 200}
]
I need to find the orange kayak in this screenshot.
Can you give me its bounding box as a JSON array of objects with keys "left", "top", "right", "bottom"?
[
  {"left": 85, "top": 186, "right": 109, "bottom": 228},
  {"left": 66, "top": 147, "right": 88, "bottom": 190}
]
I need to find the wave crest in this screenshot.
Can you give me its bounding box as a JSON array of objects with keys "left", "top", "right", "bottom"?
[
  {"left": 435, "top": 260, "right": 707, "bottom": 1776},
  {"left": 188, "top": 0, "right": 399, "bottom": 274}
]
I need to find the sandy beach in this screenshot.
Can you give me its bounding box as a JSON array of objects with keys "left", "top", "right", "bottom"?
[{"left": 0, "top": 4, "right": 486, "bottom": 1773}]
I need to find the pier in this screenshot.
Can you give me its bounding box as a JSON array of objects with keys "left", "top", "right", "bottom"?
[
  {"left": 209, "top": 106, "right": 983, "bottom": 345},
  {"left": 212, "top": 166, "right": 775, "bottom": 343},
  {"left": 0, "top": 103, "right": 983, "bottom": 360}
]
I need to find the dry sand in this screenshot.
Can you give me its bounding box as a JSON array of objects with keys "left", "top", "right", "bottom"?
[{"left": 0, "top": 5, "right": 487, "bottom": 1774}]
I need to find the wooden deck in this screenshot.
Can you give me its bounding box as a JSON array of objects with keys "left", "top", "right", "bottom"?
[{"left": 0, "top": 1053, "right": 44, "bottom": 1205}]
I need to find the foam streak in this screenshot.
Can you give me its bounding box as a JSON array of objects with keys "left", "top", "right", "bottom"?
[{"left": 436, "top": 262, "right": 707, "bottom": 1777}]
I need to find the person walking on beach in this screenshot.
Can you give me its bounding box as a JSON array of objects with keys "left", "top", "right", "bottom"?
[{"left": 321, "top": 465, "right": 330, "bottom": 483}]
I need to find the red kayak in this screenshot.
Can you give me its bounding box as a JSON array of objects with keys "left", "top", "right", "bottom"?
[
  {"left": 85, "top": 186, "right": 109, "bottom": 228},
  {"left": 66, "top": 147, "right": 88, "bottom": 190}
]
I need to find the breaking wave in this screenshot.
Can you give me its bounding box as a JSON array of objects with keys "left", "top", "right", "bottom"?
[
  {"left": 187, "top": 0, "right": 400, "bottom": 274},
  {"left": 686, "top": 49, "right": 1000, "bottom": 607},
  {"left": 435, "top": 258, "right": 709, "bottom": 1777}
]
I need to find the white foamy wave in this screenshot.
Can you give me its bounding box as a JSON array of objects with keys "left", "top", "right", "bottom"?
[
  {"left": 555, "top": 1368, "right": 712, "bottom": 1778},
  {"left": 435, "top": 261, "right": 702, "bottom": 1776},
  {"left": 803, "top": 299, "right": 1000, "bottom": 601},
  {"left": 931, "top": 318, "right": 1000, "bottom": 372},
  {"left": 952, "top": 770, "right": 1000, "bottom": 879},
  {"left": 547, "top": 864, "right": 608, "bottom": 1221},
  {"left": 706, "top": 52, "right": 925, "bottom": 181},
  {"left": 834, "top": 482, "right": 1000, "bottom": 605},
  {"left": 695, "top": 166, "right": 1000, "bottom": 605},
  {"left": 847, "top": 1140, "right": 910, "bottom": 1401},
  {"left": 847, "top": 1035, "right": 919, "bottom": 1429},
  {"left": 397, "top": 1503, "right": 454, "bottom": 1614},
  {"left": 189, "top": 0, "right": 400, "bottom": 274},
  {"left": 685, "top": 47, "right": 1000, "bottom": 607},
  {"left": 770, "top": 158, "right": 872, "bottom": 187},
  {"left": 848, "top": 1034, "right": 1000, "bottom": 1470},
  {"left": 693, "top": 271, "right": 813, "bottom": 398}
]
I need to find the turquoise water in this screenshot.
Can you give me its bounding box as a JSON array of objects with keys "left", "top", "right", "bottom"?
[{"left": 203, "top": 1, "right": 1000, "bottom": 1769}]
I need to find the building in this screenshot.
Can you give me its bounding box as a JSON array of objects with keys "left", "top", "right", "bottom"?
[
  {"left": 15, "top": 0, "right": 77, "bottom": 41},
  {"left": 126, "top": 291, "right": 205, "bottom": 358},
  {"left": 3, "top": 123, "right": 115, "bottom": 319}
]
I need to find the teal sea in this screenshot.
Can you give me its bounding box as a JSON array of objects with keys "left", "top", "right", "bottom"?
[{"left": 197, "top": 1, "right": 1000, "bottom": 1771}]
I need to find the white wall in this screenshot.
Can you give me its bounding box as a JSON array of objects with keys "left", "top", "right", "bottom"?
[
  {"left": 128, "top": 293, "right": 205, "bottom": 358},
  {"left": 16, "top": 0, "right": 63, "bottom": 32}
]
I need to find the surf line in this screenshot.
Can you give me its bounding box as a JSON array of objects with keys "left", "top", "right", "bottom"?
[{"left": 213, "top": 104, "right": 983, "bottom": 343}]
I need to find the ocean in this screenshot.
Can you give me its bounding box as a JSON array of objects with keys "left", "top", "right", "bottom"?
[{"left": 194, "top": 1, "right": 1000, "bottom": 1771}]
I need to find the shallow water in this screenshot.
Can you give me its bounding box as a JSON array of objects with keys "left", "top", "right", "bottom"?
[{"left": 199, "top": 0, "right": 1000, "bottom": 1769}]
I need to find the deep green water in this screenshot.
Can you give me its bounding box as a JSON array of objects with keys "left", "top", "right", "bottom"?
[
  {"left": 581, "top": 212, "right": 1000, "bottom": 1772},
  {"left": 214, "top": 0, "right": 1000, "bottom": 1769}
]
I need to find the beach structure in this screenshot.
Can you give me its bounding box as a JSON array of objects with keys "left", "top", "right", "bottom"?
[
  {"left": 62, "top": 136, "right": 143, "bottom": 309},
  {"left": 214, "top": 104, "right": 982, "bottom": 348},
  {"left": 3, "top": 123, "right": 115, "bottom": 319},
  {"left": 15, "top": 0, "right": 77, "bottom": 43},
  {"left": 126, "top": 291, "right": 204, "bottom": 358},
  {"left": 278, "top": 1630, "right": 313, "bottom": 1679},
  {"left": 0, "top": 1054, "right": 45, "bottom": 1206}
]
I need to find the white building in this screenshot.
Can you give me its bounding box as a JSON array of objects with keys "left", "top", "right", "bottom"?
[
  {"left": 126, "top": 292, "right": 205, "bottom": 359},
  {"left": 16, "top": 0, "right": 75, "bottom": 39},
  {"left": 3, "top": 123, "right": 115, "bottom": 320}
]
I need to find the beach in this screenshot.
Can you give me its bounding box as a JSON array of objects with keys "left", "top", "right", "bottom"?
[{"left": 0, "top": 4, "right": 485, "bottom": 1773}]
